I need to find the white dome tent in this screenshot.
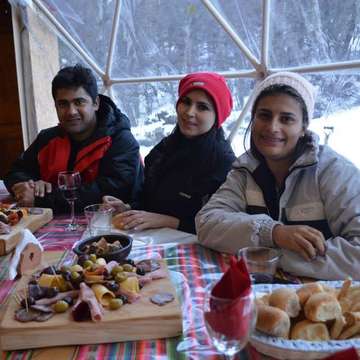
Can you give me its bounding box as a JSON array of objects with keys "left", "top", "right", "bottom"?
[{"left": 8, "top": 0, "right": 360, "bottom": 167}]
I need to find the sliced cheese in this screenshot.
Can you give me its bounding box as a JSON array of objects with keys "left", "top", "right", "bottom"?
[
  {"left": 119, "top": 277, "right": 140, "bottom": 294},
  {"left": 91, "top": 284, "right": 115, "bottom": 307}
]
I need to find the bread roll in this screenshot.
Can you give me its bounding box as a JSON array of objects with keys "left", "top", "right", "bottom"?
[
  {"left": 296, "top": 282, "right": 324, "bottom": 306},
  {"left": 269, "top": 288, "right": 301, "bottom": 318},
  {"left": 255, "top": 294, "right": 270, "bottom": 307},
  {"left": 291, "top": 320, "right": 330, "bottom": 341},
  {"left": 256, "top": 304, "right": 290, "bottom": 338},
  {"left": 304, "top": 292, "right": 342, "bottom": 322},
  {"left": 330, "top": 315, "right": 346, "bottom": 339},
  {"left": 344, "top": 311, "right": 360, "bottom": 327}
]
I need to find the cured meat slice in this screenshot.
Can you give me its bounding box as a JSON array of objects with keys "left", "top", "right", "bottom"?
[
  {"left": 150, "top": 292, "right": 174, "bottom": 306},
  {"left": 136, "top": 259, "right": 161, "bottom": 273},
  {"left": 72, "top": 283, "right": 103, "bottom": 322},
  {"left": 36, "top": 290, "right": 79, "bottom": 306},
  {"left": 15, "top": 308, "right": 40, "bottom": 322}
]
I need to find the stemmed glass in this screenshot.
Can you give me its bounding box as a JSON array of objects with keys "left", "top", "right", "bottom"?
[
  {"left": 203, "top": 284, "right": 256, "bottom": 359},
  {"left": 57, "top": 171, "right": 81, "bottom": 231}
]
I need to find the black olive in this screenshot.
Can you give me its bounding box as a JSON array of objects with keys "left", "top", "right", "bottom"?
[
  {"left": 28, "top": 279, "right": 38, "bottom": 285},
  {"left": 77, "top": 254, "right": 90, "bottom": 267},
  {"left": 63, "top": 296, "right": 74, "bottom": 306},
  {"left": 117, "top": 294, "right": 128, "bottom": 304},
  {"left": 125, "top": 259, "right": 135, "bottom": 266},
  {"left": 89, "top": 245, "right": 97, "bottom": 254},
  {"left": 20, "top": 296, "right": 35, "bottom": 308},
  {"left": 136, "top": 268, "right": 146, "bottom": 276},
  {"left": 45, "top": 287, "right": 59, "bottom": 298},
  {"left": 62, "top": 271, "right": 72, "bottom": 282},
  {"left": 106, "top": 281, "right": 119, "bottom": 293}
]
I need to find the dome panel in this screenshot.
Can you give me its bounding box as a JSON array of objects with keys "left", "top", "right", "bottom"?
[{"left": 112, "top": 0, "right": 255, "bottom": 78}]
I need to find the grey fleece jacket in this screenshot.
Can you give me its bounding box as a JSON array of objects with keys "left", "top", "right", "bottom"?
[{"left": 196, "top": 132, "right": 360, "bottom": 280}]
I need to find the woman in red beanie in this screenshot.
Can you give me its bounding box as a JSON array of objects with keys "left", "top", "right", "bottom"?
[{"left": 104, "top": 72, "right": 236, "bottom": 234}]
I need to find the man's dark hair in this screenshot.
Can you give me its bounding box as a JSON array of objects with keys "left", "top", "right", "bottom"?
[{"left": 52, "top": 64, "right": 98, "bottom": 102}]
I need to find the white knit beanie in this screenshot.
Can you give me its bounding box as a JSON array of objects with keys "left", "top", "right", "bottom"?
[{"left": 253, "top": 72, "right": 316, "bottom": 122}]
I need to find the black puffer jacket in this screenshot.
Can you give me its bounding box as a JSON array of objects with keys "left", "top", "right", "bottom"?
[
  {"left": 139, "top": 126, "right": 236, "bottom": 234},
  {"left": 4, "top": 95, "right": 144, "bottom": 213}
]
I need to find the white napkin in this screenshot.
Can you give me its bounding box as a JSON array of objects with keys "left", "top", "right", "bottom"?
[{"left": 8, "top": 229, "right": 44, "bottom": 280}]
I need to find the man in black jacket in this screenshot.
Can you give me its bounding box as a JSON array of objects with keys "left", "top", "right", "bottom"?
[{"left": 4, "top": 64, "right": 143, "bottom": 213}]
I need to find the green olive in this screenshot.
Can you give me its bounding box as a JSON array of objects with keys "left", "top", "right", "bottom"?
[
  {"left": 115, "top": 272, "right": 128, "bottom": 283},
  {"left": 111, "top": 265, "right": 123, "bottom": 277},
  {"left": 96, "top": 258, "right": 106, "bottom": 266},
  {"left": 71, "top": 271, "right": 80, "bottom": 280},
  {"left": 109, "top": 298, "right": 123, "bottom": 310},
  {"left": 89, "top": 254, "right": 97, "bottom": 262},
  {"left": 53, "top": 300, "right": 69, "bottom": 313},
  {"left": 83, "top": 260, "right": 94, "bottom": 269},
  {"left": 122, "top": 263, "right": 133, "bottom": 272},
  {"left": 70, "top": 264, "right": 83, "bottom": 272}
]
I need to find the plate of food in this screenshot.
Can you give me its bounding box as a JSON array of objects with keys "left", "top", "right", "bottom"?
[
  {"left": 0, "top": 247, "right": 182, "bottom": 350},
  {"left": 0, "top": 204, "right": 53, "bottom": 255},
  {"left": 251, "top": 280, "right": 360, "bottom": 359}
]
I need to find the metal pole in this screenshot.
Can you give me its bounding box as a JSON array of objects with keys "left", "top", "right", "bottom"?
[
  {"left": 104, "top": 0, "right": 122, "bottom": 78},
  {"left": 200, "top": 0, "right": 261, "bottom": 71},
  {"left": 261, "top": 0, "right": 271, "bottom": 71}
]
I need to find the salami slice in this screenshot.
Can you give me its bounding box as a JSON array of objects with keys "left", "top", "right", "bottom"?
[{"left": 150, "top": 292, "right": 174, "bottom": 306}]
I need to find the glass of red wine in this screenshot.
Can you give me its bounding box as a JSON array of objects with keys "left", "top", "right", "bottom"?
[{"left": 57, "top": 171, "right": 81, "bottom": 231}]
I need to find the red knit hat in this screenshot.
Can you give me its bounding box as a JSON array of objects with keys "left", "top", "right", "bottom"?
[{"left": 177, "top": 72, "right": 233, "bottom": 128}]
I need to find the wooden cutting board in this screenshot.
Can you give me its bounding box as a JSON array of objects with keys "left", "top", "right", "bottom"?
[
  {"left": 0, "top": 208, "right": 53, "bottom": 255},
  {"left": 0, "top": 260, "right": 183, "bottom": 350}
]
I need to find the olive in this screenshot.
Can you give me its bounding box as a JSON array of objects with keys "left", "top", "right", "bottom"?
[
  {"left": 109, "top": 298, "right": 123, "bottom": 310},
  {"left": 89, "top": 254, "right": 97, "bottom": 262},
  {"left": 115, "top": 272, "right": 128, "bottom": 283},
  {"left": 96, "top": 258, "right": 106, "bottom": 266},
  {"left": 111, "top": 265, "right": 123, "bottom": 277},
  {"left": 122, "top": 263, "right": 133, "bottom": 272},
  {"left": 63, "top": 296, "right": 74, "bottom": 306},
  {"left": 71, "top": 271, "right": 81, "bottom": 281},
  {"left": 117, "top": 294, "right": 128, "bottom": 304},
  {"left": 82, "top": 260, "right": 94, "bottom": 269},
  {"left": 125, "top": 259, "right": 135, "bottom": 266},
  {"left": 106, "top": 281, "right": 119, "bottom": 293},
  {"left": 61, "top": 271, "right": 72, "bottom": 282},
  {"left": 77, "top": 254, "right": 89, "bottom": 267},
  {"left": 53, "top": 300, "right": 69, "bottom": 313},
  {"left": 136, "top": 268, "right": 146, "bottom": 276},
  {"left": 20, "top": 296, "right": 35, "bottom": 308},
  {"left": 70, "top": 264, "right": 83, "bottom": 272},
  {"left": 45, "top": 287, "right": 59, "bottom": 298},
  {"left": 89, "top": 244, "right": 97, "bottom": 254}
]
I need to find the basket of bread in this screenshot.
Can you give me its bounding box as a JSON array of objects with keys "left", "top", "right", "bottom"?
[{"left": 251, "top": 280, "right": 360, "bottom": 359}]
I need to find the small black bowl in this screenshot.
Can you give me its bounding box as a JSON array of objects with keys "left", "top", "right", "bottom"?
[{"left": 73, "top": 234, "right": 133, "bottom": 263}]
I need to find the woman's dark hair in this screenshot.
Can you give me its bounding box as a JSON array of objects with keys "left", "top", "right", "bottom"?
[
  {"left": 51, "top": 64, "right": 98, "bottom": 103},
  {"left": 244, "top": 84, "right": 312, "bottom": 161}
]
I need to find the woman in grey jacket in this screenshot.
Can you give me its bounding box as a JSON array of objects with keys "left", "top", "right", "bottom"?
[{"left": 196, "top": 71, "right": 360, "bottom": 280}]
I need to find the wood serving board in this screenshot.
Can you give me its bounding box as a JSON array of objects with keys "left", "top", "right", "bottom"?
[
  {"left": 0, "top": 260, "right": 183, "bottom": 351},
  {"left": 0, "top": 208, "right": 53, "bottom": 255}
]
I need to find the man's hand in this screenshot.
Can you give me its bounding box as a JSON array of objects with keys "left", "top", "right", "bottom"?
[
  {"left": 272, "top": 224, "right": 326, "bottom": 261},
  {"left": 102, "top": 195, "right": 131, "bottom": 213},
  {"left": 115, "top": 210, "right": 179, "bottom": 231},
  {"left": 11, "top": 181, "right": 35, "bottom": 207},
  {"left": 32, "top": 180, "right": 52, "bottom": 197},
  {"left": 11, "top": 180, "right": 52, "bottom": 207}
]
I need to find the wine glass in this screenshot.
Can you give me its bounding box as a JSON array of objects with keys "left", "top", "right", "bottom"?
[
  {"left": 203, "top": 284, "right": 256, "bottom": 359},
  {"left": 57, "top": 171, "right": 81, "bottom": 231}
]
